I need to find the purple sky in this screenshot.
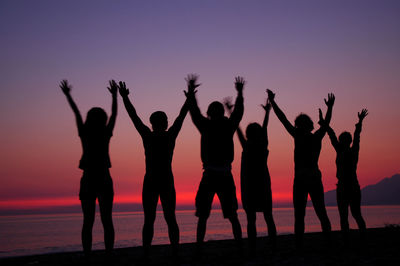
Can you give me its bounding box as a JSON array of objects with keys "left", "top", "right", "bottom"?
[{"left": 0, "top": 0, "right": 399, "bottom": 207}]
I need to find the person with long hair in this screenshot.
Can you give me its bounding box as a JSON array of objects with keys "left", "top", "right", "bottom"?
[
  {"left": 224, "top": 95, "right": 277, "bottom": 250},
  {"left": 60, "top": 79, "right": 117, "bottom": 255}
]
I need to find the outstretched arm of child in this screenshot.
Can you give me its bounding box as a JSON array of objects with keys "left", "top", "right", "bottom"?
[
  {"left": 318, "top": 111, "right": 339, "bottom": 151},
  {"left": 353, "top": 109, "right": 368, "bottom": 151},
  {"left": 107, "top": 80, "right": 118, "bottom": 132},
  {"left": 267, "top": 89, "right": 295, "bottom": 136},
  {"left": 315, "top": 93, "right": 335, "bottom": 139},
  {"left": 118, "top": 81, "right": 150, "bottom": 137},
  {"left": 261, "top": 97, "right": 272, "bottom": 146},
  {"left": 60, "top": 80, "right": 84, "bottom": 134},
  {"left": 229, "top": 76, "right": 245, "bottom": 129}
]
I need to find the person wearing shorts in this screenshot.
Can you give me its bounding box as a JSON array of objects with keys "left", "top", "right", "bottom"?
[
  {"left": 61, "top": 79, "right": 117, "bottom": 255},
  {"left": 186, "top": 75, "right": 244, "bottom": 245}
]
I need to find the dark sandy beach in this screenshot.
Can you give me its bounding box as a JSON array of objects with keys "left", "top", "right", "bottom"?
[{"left": 1, "top": 227, "right": 399, "bottom": 265}]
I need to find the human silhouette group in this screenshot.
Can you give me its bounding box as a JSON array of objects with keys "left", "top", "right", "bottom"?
[{"left": 60, "top": 75, "right": 368, "bottom": 257}]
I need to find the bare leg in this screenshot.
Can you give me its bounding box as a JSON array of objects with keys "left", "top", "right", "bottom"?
[
  {"left": 350, "top": 187, "right": 366, "bottom": 237},
  {"left": 293, "top": 180, "right": 308, "bottom": 248},
  {"left": 99, "top": 196, "right": 115, "bottom": 251},
  {"left": 142, "top": 180, "right": 159, "bottom": 254},
  {"left": 229, "top": 214, "right": 243, "bottom": 242},
  {"left": 337, "top": 186, "right": 349, "bottom": 242},
  {"left": 263, "top": 210, "right": 277, "bottom": 246},
  {"left": 197, "top": 216, "right": 208, "bottom": 243},
  {"left": 81, "top": 199, "right": 96, "bottom": 255},
  {"left": 160, "top": 188, "right": 180, "bottom": 246},
  {"left": 309, "top": 180, "right": 332, "bottom": 235}
]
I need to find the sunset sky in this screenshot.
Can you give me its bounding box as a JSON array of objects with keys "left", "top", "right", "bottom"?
[{"left": 1, "top": 0, "right": 399, "bottom": 212}]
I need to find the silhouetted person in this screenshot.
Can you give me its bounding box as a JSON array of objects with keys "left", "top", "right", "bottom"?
[
  {"left": 224, "top": 95, "right": 277, "bottom": 250},
  {"left": 60, "top": 79, "right": 117, "bottom": 255},
  {"left": 267, "top": 89, "right": 334, "bottom": 248},
  {"left": 185, "top": 75, "right": 244, "bottom": 247},
  {"left": 118, "top": 80, "right": 189, "bottom": 256},
  {"left": 321, "top": 109, "right": 368, "bottom": 242}
]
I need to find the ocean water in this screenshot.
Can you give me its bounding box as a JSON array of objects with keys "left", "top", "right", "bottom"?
[{"left": 1, "top": 205, "right": 399, "bottom": 258}]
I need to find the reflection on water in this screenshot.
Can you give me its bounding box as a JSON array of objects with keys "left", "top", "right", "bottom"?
[{"left": 1, "top": 205, "right": 399, "bottom": 257}]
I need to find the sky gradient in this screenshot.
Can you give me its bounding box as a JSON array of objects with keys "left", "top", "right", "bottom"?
[{"left": 1, "top": 0, "right": 399, "bottom": 211}]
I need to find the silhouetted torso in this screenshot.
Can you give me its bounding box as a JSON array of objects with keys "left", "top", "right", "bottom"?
[
  {"left": 79, "top": 127, "right": 112, "bottom": 171},
  {"left": 336, "top": 133, "right": 360, "bottom": 186},
  {"left": 293, "top": 129, "right": 323, "bottom": 175},
  {"left": 199, "top": 118, "right": 236, "bottom": 168},
  {"left": 241, "top": 136, "right": 271, "bottom": 210},
  {"left": 141, "top": 130, "right": 177, "bottom": 178},
  {"left": 336, "top": 147, "right": 359, "bottom": 183}
]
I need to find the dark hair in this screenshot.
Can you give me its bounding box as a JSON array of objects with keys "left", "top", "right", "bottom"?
[
  {"left": 246, "top": 123, "right": 262, "bottom": 140},
  {"left": 207, "top": 101, "right": 224, "bottom": 119},
  {"left": 294, "top": 113, "right": 314, "bottom": 132},
  {"left": 339, "top": 131, "right": 352, "bottom": 146},
  {"left": 85, "top": 107, "right": 108, "bottom": 130},
  {"left": 150, "top": 111, "right": 168, "bottom": 131}
]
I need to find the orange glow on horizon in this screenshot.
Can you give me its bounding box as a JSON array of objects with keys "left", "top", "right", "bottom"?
[{"left": 0, "top": 191, "right": 294, "bottom": 211}]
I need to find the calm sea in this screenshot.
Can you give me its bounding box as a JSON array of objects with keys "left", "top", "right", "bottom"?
[{"left": 1, "top": 205, "right": 399, "bottom": 258}]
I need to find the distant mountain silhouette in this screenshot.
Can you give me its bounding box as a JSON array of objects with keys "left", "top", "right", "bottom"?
[{"left": 324, "top": 173, "right": 400, "bottom": 206}]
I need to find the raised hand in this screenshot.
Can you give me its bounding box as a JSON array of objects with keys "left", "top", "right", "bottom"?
[
  {"left": 324, "top": 93, "right": 335, "bottom": 107},
  {"left": 107, "top": 80, "right": 118, "bottom": 96},
  {"left": 118, "top": 81, "right": 129, "bottom": 97},
  {"left": 318, "top": 108, "right": 328, "bottom": 127},
  {"left": 234, "top": 76, "right": 245, "bottom": 93},
  {"left": 184, "top": 74, "right": 201, "bottom": 96},
  {"left": 60, "top": 79, "right": 72, "bottom": 95},
  {"left": 261, "top": 99, "right": 271, "bottom": 112},
  {"left": 358, "top": 109, "right": 368, "bottom": 122},
  {"left": 266, "top": 89, "right": 275, "bottom": 102},
  {"left": 223, "top": 97, "right": 234, "bottom": 112}
]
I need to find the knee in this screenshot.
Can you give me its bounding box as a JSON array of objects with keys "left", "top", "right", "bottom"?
[
  {"left": 294, "top": 210, "right": 305, "bottom": 219},
  {"left": 101, "top": 215, "right": 113, "bottom": 227},
  {"left": 198, "top": 216, "right": 208, "bottom": 225},
  {"left": 164, "top": 214, "right": 178, "bottom": 226},
  {"left": 83, "top": 216, "right": 95, "bottom": 227},
  {"left": 144, "top": 215, "right": 156, "bottom": 226}
]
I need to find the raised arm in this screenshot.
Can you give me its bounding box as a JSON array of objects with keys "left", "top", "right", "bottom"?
[
  {"left": 60, "top": 80, "right": 84, "bottom": 134},
  {"left": 229, "top": 76, "right": 245, "bottom": 129},
  {"left": 267, "top": 89, "right": 295, "bottom": 136},
  {"left": 318, "top": 109, "right": 339, "bottom": 150},
  {"left": 261, "top": 98, "right": 272, "bottom": 146},
  {"left": 353, "top": 109, "right": 368, "bottom": 151},
  {"left": 118, "top": 81, "right": 150, "bottom": 137},
  {"left": 261, "top": 98, "right": 272, "bottom": 129},
  {"left": 185, "top": 74, "right": 207, "bottom": 132},
  {"left": 168, "top": 96, "right": 189, "bottom": 139},
  {"left": 106, "top": 80, "right": 118, "bottom": 132},
  {"left": 224, "top": 97, "right": 246, "bottom": 148},
  {"left": 315, "top": 93, "right": 335, "bottom": 138},
  {"left": 321, "top": 113, "right": 339, "bottom": 150}
]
